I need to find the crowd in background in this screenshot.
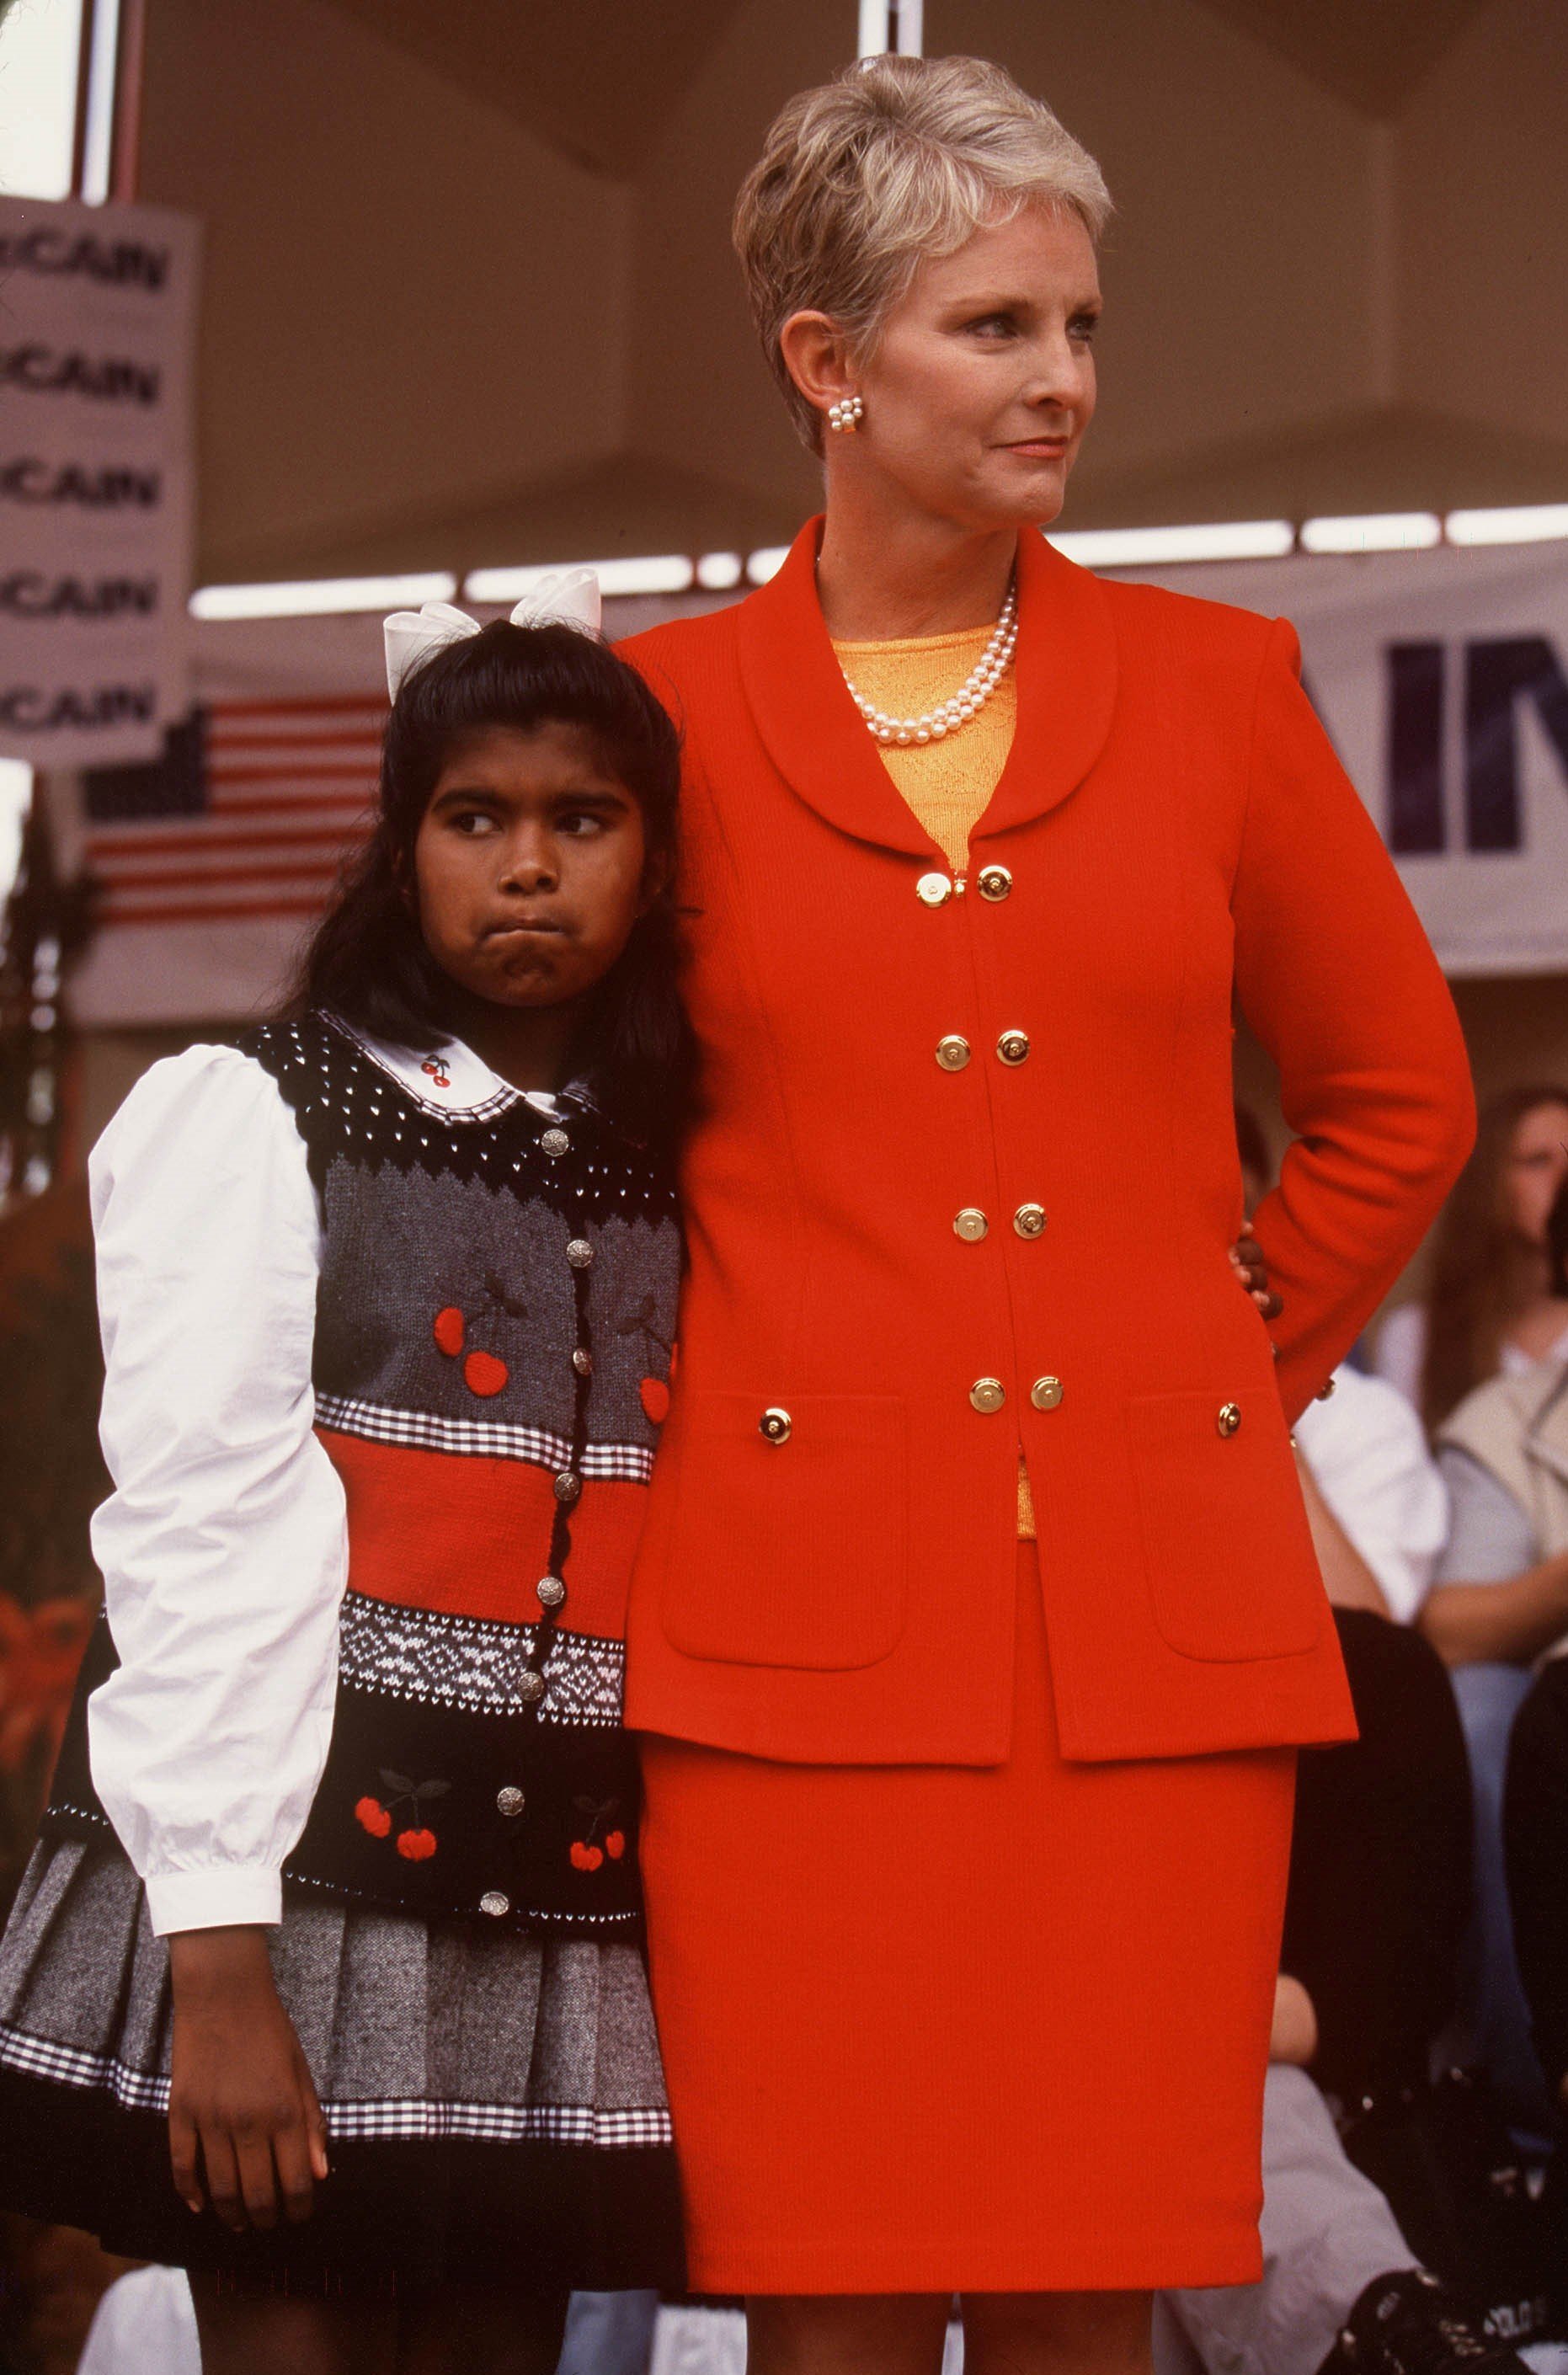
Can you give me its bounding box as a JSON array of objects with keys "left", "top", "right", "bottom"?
[{"left": 1192, "top": 1081, "right": 1568, "bottom": 2374}]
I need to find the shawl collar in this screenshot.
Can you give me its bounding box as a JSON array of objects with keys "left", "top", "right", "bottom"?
[{"left": 734, "top": 514, "right": 1118, "bottom": 857}]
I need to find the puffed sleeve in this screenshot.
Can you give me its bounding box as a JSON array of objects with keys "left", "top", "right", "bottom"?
[
  {"left": 85, "top": 1043, "right": 348, "bottom": 1935},
  {"left": 1232, "top": 618, "right": 1475, "bottom": 1425}
]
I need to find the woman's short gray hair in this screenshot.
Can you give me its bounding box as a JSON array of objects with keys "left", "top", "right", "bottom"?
[{"left": 733, "top": 54, "right": 1112, "bottom": 454}]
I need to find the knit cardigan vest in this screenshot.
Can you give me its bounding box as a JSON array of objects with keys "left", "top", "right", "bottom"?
[{"left": 47, "top": 1012, "right": 682, "bottom": 1938}]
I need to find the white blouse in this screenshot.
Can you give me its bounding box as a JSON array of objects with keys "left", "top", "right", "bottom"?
[
  {"left": 1291, "top": 1363, "right": 1448, "bottom": 1623},
  {"left": 84, "top": 1027, "right": 541, "bottom": 1937}
]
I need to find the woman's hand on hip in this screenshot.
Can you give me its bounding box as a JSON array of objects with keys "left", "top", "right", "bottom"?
[
  {"left": 167, "top": 1924, "right": 329, "bottom": 2232},
  {"left": 1229, "top": 1232, "right": 1283, "bottom": 1319}
]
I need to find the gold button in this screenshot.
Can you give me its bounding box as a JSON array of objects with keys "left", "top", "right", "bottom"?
[
  {"left": 978, "top": 864, "right": 1013, "bottom": 902},
  {"left": 566, "top": 1238, "right": 594, "bottom": 1269},
  {"left": 479, "top": 1890, "right": 511, "bottom": 1918},
  {"left": 536, "top": 1575, "right": 566, "bottom": 1609},
  {"left": 496, "top": 1785, "right": 525, "bottom": 1818},
  {"left": 572, "top": 1348, "right": 592, "bottom": 1376},
  {"left": 916, "top": 871, "right": 953, "bottom": 907},
  {"left": 1030, "top": 1375, "right": 1064, "bottom": 1411},
  {"left": 760, "top": 1406, "right": 792, "bottom": 1444},
  {"left": 553, "top": 1470, "right": 581, "bottom": 1502},
  {"left": 969, "top": 1377, "right": 1006, "bottom": 1414},
  {"left": 1315, "top": 1376, "right": 1336, "bottom": 1400},
  {"left": 936, "top": 1035, "right": 972, "bottom": 1071},
  {"left": 541, "top": 1127, "right": 570, "bottom": 1157},
  {"left": 519, "top": 1669, "right": 547, "bottom": 1705},
  {"left": 997, "top": 1030, "right": 1030, "bottom": 1065},
  {"left": 1013, "top": 1203, "right": 1047, "bottom": 1239},
  {"left": 954, "top": 1208, "right": 989, "bottom": 1242},
  {"left": 1217, "top": 1401, "right": 1242, "bottom": 1437}
]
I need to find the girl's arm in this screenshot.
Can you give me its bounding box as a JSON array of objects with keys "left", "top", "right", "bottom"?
[
  {"left": 86, "top": 1043, "right": 347, "bottom": 1935},
  {"left": 84, "top": 1043, "right": 346, "bottom": 2227},
  {"left": 1229, "top": 619, "right": 1476, "bottom": 1427}
]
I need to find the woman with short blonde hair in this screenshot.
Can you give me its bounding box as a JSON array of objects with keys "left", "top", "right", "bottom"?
[
  {"left": 621, "top": 52, "right": 1474, "bottom": 2375},
  {"left": 733, "top": 55, "right": 1112, "bottom": 452}
]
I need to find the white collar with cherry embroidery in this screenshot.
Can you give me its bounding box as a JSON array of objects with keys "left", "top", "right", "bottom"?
[{"left": 326, "top": 1014, "right": 602, "bottom": 1127}]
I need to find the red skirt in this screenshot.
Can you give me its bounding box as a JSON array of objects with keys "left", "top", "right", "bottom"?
[{"left": 637, "top": 1541, "right": 1296, "bottom": 2294}]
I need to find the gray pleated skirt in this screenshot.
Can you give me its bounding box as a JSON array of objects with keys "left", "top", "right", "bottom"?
[{"left": 0, "top": 1836, "right": 685, "bottom": 2292}]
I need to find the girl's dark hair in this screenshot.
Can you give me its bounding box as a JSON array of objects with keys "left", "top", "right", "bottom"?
[
  {"left": 1419, "top": 1081, "right": 1568, "bottom": 1432},
  {"left": 290, "top": 620, "right": 696, "bottom": 1150}
]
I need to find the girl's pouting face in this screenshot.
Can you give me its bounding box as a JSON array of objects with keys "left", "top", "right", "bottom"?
[{"left": 413, "top": 720, "right": 655, "bottom": 1011}]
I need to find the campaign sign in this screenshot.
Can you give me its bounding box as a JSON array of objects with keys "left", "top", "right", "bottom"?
[{"left": 0, "top": 195, "right": 200, "bottom": 766}]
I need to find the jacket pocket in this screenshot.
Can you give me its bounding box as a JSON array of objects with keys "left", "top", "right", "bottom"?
[
  {"left": 1127, "top": 1389, "right": 1322, "bottom": 1662},
  {"left": 661, "top": 1390, "right": 908, "bottom": 1670}
]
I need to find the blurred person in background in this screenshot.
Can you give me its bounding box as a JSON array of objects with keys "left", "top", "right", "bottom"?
[
  {"left": 1422, "top": 1171, "right": 1568, "bottom": 2149},
  {"left": 1148, "top": 1118, "right": 1521, "bottom": 2375},
  {"left": 1234, "top": 1109, "right": 1469, "bottom": 2120},
  {"left": 1499, "top": 1255, "right": 1568, "bottom": 2321},
  {"left": 1373, "top": 1086, "right": 1568, "bottom": 1433}
]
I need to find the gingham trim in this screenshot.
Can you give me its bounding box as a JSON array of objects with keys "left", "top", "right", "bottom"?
[
  {"left": 0, "top": 2027, "right": 670, "bottom": 2148},
  {"left": 316, "top": 1396, "right": 653, "bottom": 1482},
  {"left": 325, "top": 2100, "right": 672, "bottom": 2148},
  {"left": 0, "top": 2023, "right": 169, "bottom": 2112},
  {"left": 337, "top": 1592, "right": 626, "bottom": 1723}
]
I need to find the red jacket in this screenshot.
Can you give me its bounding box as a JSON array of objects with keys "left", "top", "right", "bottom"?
[{"left": 620, "top": 520, "right": 1475, "bottom": 1767}]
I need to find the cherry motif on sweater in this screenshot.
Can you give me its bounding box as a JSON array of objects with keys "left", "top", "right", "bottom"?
[
  {"left": 420, "top": 1059, "right": 452, "bottom": 1090},
  {"left": 357, "top": 1768, "right": 451, "bottom": 1859},
  {"left": 621, "top": 1300, "right": 675, "bottom": 1427},
  {"left": 571, "top": 1792, "right": 626, "bottom": 1874},
  {"left": 431, "top": 1304, "right": 511, "bottom": 1397}
]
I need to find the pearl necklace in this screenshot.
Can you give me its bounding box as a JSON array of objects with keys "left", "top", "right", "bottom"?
[{"left": 840, "top": 579, "right": 1018, "bottom": 745}]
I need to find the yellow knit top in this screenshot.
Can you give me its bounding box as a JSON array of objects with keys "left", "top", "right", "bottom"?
[{"left": 830, "top": 623, "right": 1035, "bottom": 1539}]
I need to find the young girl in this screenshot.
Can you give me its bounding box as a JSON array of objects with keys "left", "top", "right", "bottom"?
[{"left": 0, "top": 580, "right": 691, "bottom": 2370}]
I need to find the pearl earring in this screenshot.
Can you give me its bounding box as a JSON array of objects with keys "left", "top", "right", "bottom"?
[{"left": 827, "top": 395, "right": 864, "bottom": 435}]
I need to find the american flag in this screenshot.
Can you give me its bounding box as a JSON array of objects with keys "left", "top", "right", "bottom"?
[{"left": 80, "top": 697, "right": 386, "bottom": 930}]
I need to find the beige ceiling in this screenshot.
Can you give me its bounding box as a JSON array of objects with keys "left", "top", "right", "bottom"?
[
  {"left": 321, "top": 0, "right": 744, "bottom": 175},
  {"left": 323, "top": 0, "right": 1497, "bottom": 174},
  {"left": 1196, "top": 0, "right": 1495, "bottom": 117}
]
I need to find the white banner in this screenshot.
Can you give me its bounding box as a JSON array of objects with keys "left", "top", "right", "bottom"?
[
  {"left": 0, "top": 196, "right": 200, "bottom": 766},
  {"left": 55, "top": 539, "right": 1568, "bottom": 1026},
  {"left": 1123, "top": 541, "right": 1568, "bottom": 979}
]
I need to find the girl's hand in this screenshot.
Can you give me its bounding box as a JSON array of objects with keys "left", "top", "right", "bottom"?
[
  {"left": 1229, "top": 1232, "right": 1283, "bottom": 1320},
  {"left": 167, "top": 1926, "right": 329, "bottom": 2232}
]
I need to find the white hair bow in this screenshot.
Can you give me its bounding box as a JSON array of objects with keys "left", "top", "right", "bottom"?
[{"left": 383, "top": 568, "right": 602, "bottom": 700}]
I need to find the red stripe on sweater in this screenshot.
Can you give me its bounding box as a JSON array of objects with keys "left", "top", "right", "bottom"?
[{"left": 317, "top": 1430, "right": 648, "bottom": 1638}]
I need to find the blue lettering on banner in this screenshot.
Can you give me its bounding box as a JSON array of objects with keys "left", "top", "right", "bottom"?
[
  {"left": 0, "top": 573, "right": 160, "bottom": 619},
  {"left": 0, "top": 457, "right": 163, "bottom": 509},
  {"left": 0, "top": 229, "right": 169, "bottom": 290},
  {"left": 1464, "top": 638, "right": 1568, "bottom": 853},
  {"left": 0, "top": 683, "right": 158, "bottom": 730},
  {"left": 1383, "top": 637, "right": 1568, "bottom": 856},
  {"left": 1385, "top": 643, "right": 1446, "bottom": 855},
  {"left": 0, "top": 345, "right": 162, "bottom": 403}
]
